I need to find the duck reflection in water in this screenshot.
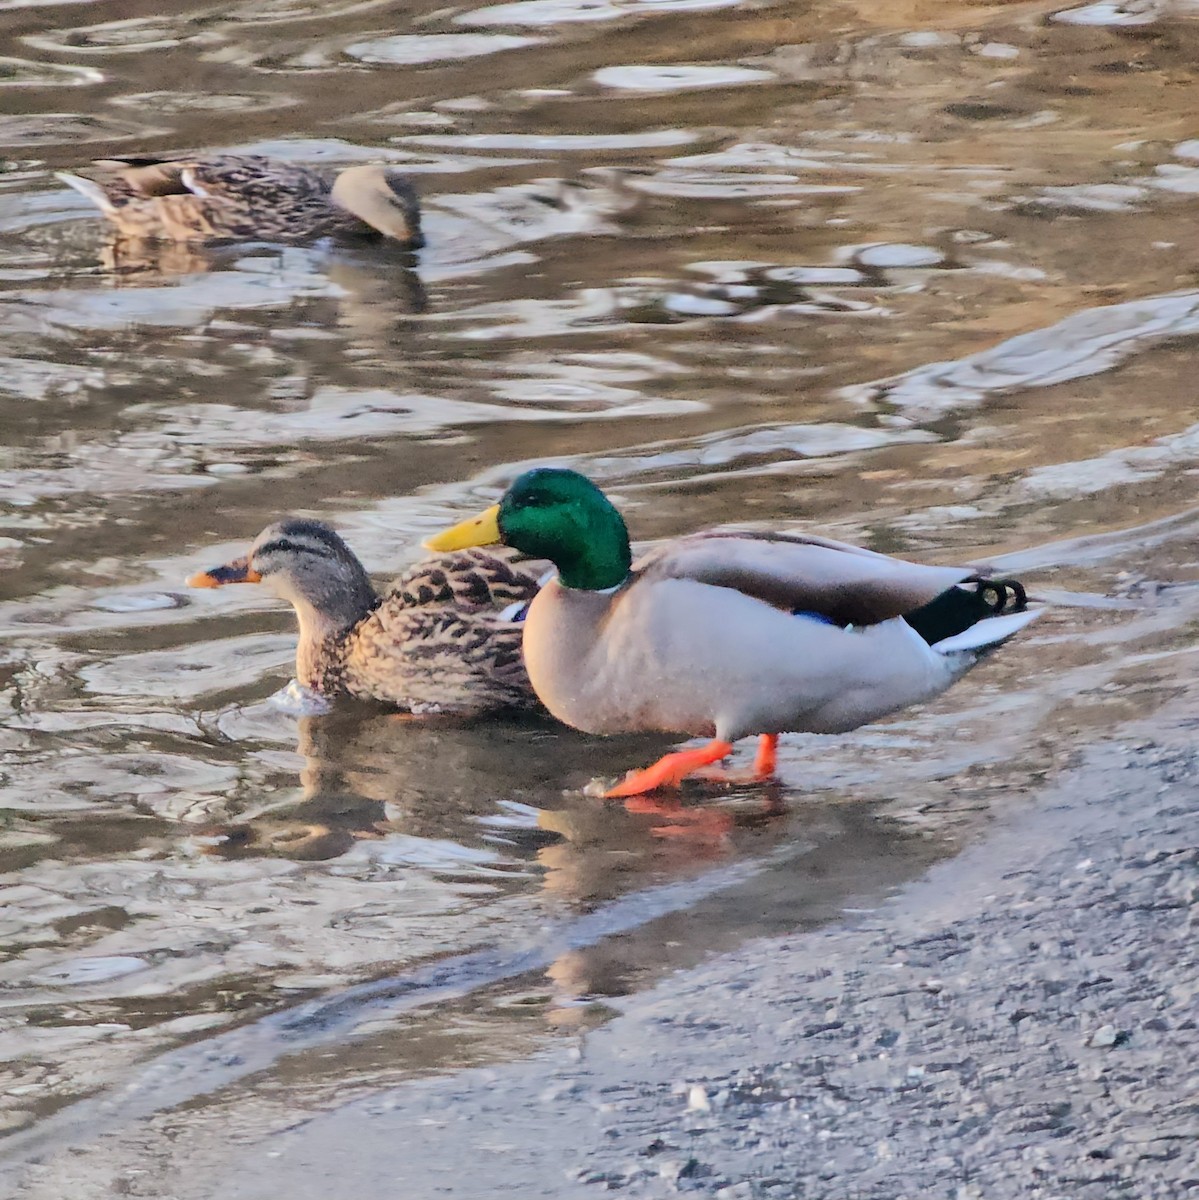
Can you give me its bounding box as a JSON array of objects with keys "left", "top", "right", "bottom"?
[
  {"left": 540, "top": 794, "right": 941, "bottom": 1028},
  {"left": 197, "top": 704, "right": 788, "bottom": 901},
  {"left": 94, "top": 237, "right": 429, "bottom": 327},
  {"left": 193, "top": 708, "right": 942, "bottom": 1036}
]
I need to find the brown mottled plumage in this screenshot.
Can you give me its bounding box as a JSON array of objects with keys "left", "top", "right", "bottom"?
[
  {"left": 188, "top": 519, "right": 543, "bottom": 716},
  {"left": 57, "top": 154, "right": 423, "bottom": 247},
  {"left": 389, "top": 552, "right": 542, "bottom": 612}
]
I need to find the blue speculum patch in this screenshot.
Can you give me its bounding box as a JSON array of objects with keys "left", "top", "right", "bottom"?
[{"left": 793, "top": 610, "right": 837, "bottom": 626}]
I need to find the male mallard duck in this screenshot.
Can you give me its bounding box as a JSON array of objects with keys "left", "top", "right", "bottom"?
[
  {"left": 425, "top": 468, "right": 1040, "bottom": 795},
  {"left": 57, "top": 154, "right": 423, "bottom": 247},
  {"left": 188, "top": 518, "right": 541, "bottom": 715}
]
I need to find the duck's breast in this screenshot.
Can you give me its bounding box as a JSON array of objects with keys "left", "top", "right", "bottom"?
[
  {"left": 522, "top": 577, "right": 958, "bottom": 740},
  {"left": 521, "top": 577, "right": 763, "bottom": 736}
]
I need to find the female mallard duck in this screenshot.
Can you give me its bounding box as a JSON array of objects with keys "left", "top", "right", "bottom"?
[
  {"left": 188, "top": 518, "right": 542, "bottom": 715},
  {"left": 57, "top": 154, "right": 423, "bottom": 247},
  {"left": 425, "top": 468, "right": 1040, "bottom": 795}
]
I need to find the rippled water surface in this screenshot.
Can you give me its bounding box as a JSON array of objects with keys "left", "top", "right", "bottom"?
[{"left": 1, "top": 0, "right": 1198, "bottom": 1173}]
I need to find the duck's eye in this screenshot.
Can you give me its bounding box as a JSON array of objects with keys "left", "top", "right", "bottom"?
[{"left": 521, "top": 492, "right": 550, "bottom": 508}]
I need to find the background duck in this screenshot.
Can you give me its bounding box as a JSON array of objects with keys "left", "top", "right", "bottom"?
[
  {"left": 426, "top": 468, "right": 1040, "bottom": 795},
  {"left": 57, "top": 154, "right": 423, "bottom": 247},
  {"left": 189, "top": 518, "right": 542, "bottom": 716}
]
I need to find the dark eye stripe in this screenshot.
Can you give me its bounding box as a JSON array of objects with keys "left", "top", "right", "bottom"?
[{"left": 255, "top": 538, "right": 326, "bottom": 559}]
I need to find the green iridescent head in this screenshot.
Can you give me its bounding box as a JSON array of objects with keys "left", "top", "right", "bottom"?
[{"left": 425, "top": 468, "right": 631, "bottom": 592}]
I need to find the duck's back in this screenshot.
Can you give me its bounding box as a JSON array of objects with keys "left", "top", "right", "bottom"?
[
  {"left": 390, "top": 549, "right": 546, "bottom": 614},
  {"left": 63, "top": 154, "right": 362, "bottom": 241},
  {"left": 323, "top": 549, "right": 547, "bottom": 715},
  {"left": 341, "top": 602, "right": 536, "bottom": 716}
]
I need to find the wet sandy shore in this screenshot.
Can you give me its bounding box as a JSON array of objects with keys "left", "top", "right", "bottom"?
[{"left": 11, "top": 695, "right": 1193, "bottom": 1199}]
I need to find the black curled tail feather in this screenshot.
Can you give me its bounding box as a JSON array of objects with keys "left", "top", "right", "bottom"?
[
  {"left": 904, "top": 576, "right": 1027, "bottom": 647},
  {"left": 973, "top": 576, "right": 1027, "bottom": 614}
]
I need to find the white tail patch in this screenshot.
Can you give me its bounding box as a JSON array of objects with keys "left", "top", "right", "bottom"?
[
  {"left": 179, "top": 168, "right": 211, "bottom": 198},
  {"left": 55, "top": 172, "right": 116, "bottom": 214},
  {"left": 932, "top": 607, "right": 1041, "bottom": 655}
]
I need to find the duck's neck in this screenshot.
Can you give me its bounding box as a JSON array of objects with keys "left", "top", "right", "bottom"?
[
  {"left": 293, "top": 593, "right": 375, "bottom": 690},
  {"left": 553, "top": 515, "right": 631, "bottom": 592}
]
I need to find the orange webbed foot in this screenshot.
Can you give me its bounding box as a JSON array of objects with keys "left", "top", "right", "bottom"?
[
  {"left": 604, "top": 739, "right": 735, "bottom": 798},
  {"left": 753, "top": 733, "right": 778, "bottom": 779},
  {"left": 692, "top": 735, "right": 780, "bottom": 786}
]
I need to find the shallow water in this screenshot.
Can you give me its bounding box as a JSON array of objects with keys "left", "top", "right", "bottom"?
[{"left": 0, "top": 0, "right": 1198, "bottom": 1171}]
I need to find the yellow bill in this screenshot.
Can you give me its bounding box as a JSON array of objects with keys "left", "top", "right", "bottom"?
[{"left": 423, "top": 504, "right": 502, "bottom": 552}]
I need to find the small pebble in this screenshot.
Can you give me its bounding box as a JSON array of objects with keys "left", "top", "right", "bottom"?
[
  {"left": 1087, "top": 1024, "right": 1120, "bottom": 1048},
  {"left": 687, "top": 1084, "right": 711, "bottom": 1112}
]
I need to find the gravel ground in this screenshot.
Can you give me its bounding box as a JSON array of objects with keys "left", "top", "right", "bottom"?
[{"left": 202, "top": 717, "right": 1198, "bottom": 1200}]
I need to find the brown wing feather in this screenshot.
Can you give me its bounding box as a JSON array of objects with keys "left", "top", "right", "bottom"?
[
  {"left": 90, "top": 155, "right": 290, "bottom": 198},
  {"left": 389, "top": 550, "right": 547, "bottom": 611},
  {"left": 634, "top": 530, "right": 974, "bottom": 626},
  {"left": 110, "top": 163, "right": 191, "bottom": 198},
  {"left": 343, "top": 602, "right": 537, "bottom": 716},
  {"left": 87, "top": 156, "right": 193, "bottom": 199},
  {"left": 186, "top": 156, "right": 328, "bottom": 203}
]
